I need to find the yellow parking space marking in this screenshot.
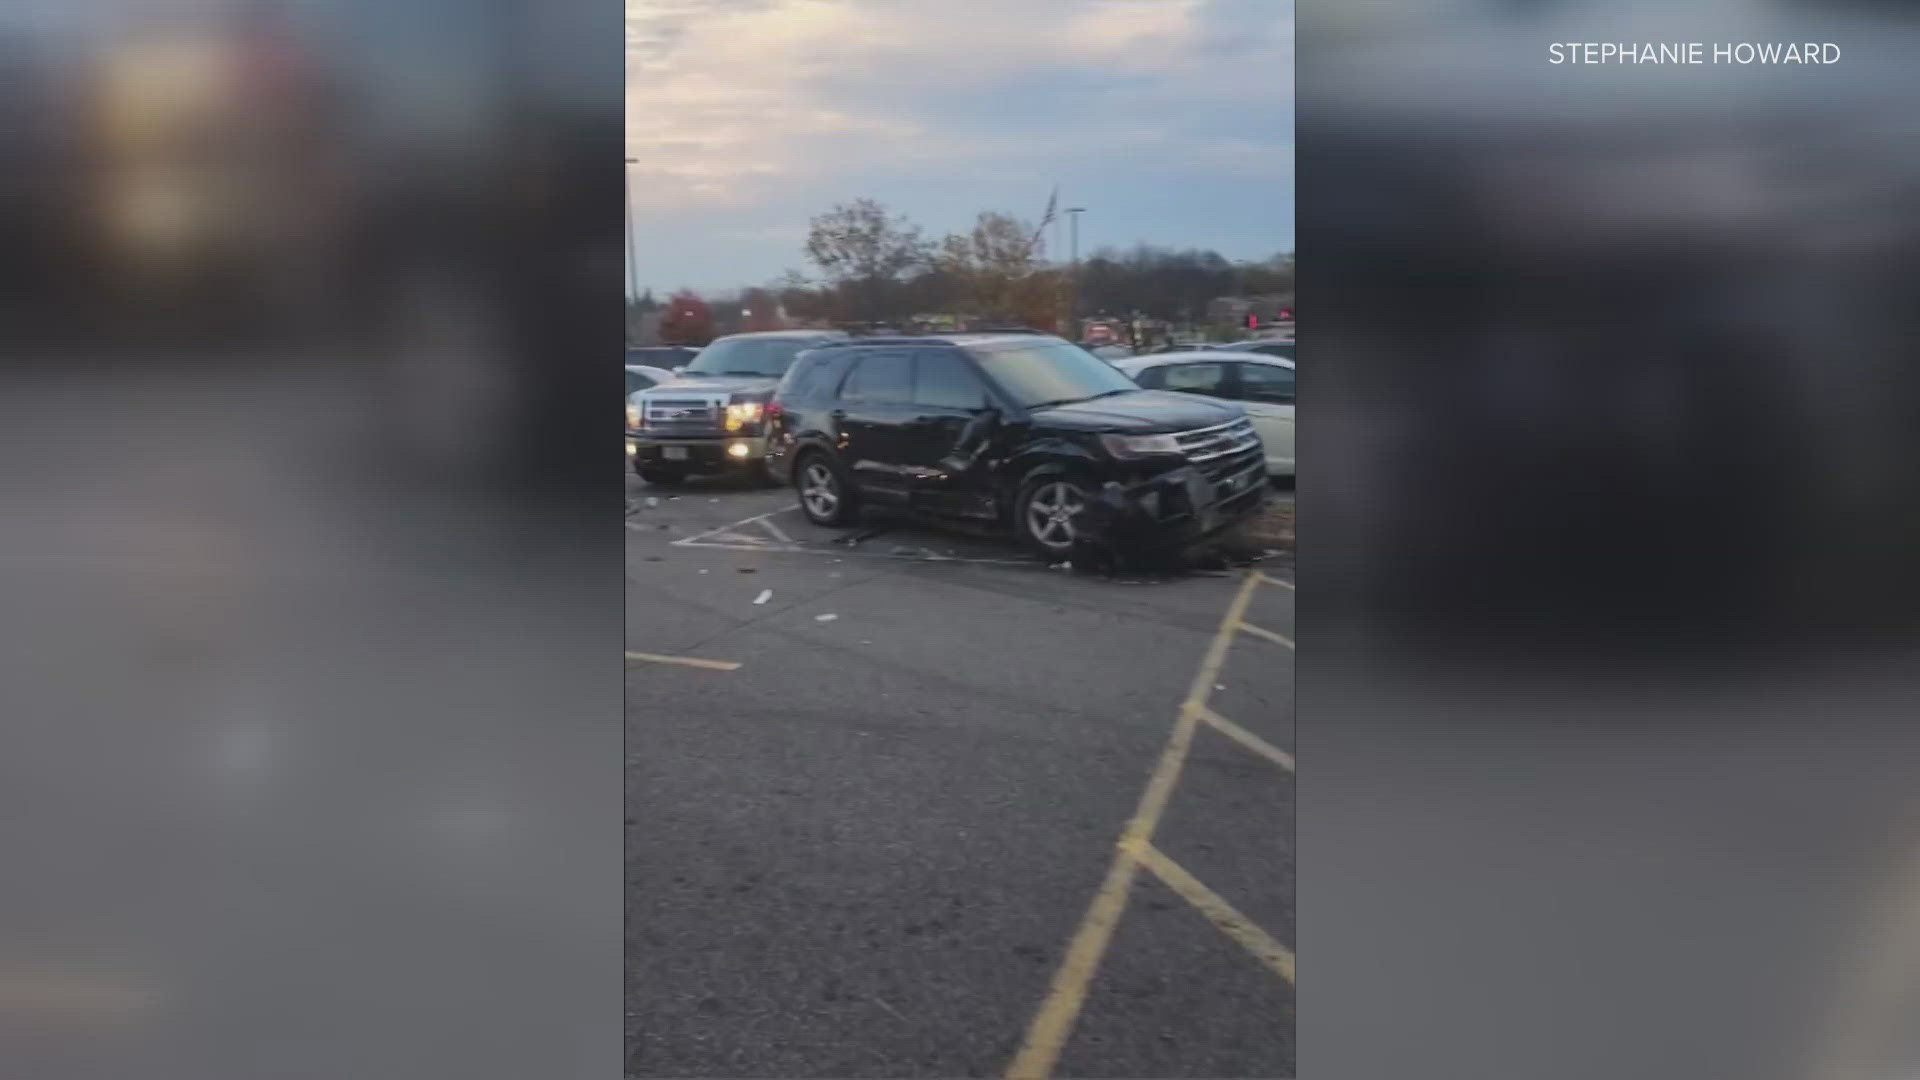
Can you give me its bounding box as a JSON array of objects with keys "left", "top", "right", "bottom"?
[
  {"left": 1258, "top": 572, "right": 1293, "bottom": 590},
  {"left": 0, "top": 964, "right": 153, "bottom": 1018},
  {"left": 1198, "top": 705, "right": 1294, "bottom": 772},
  {"left": 1127, "top": 840, "right": 1295, "bottom": 984},
  {"left": 1237, "top": 620, "right": 1294, "bottom": 649},
  {"left": 1807, "top": 825, "right": 1920, "bottom": 1080},
  {"left": 624, "top": 651, "right": 741, "bottom": 672},
  {"left": 1005, "top": 570, "right": 1264, "bottom": 1080}
]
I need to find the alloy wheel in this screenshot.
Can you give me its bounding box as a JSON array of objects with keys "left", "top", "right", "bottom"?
[
  {"left": 801, "top": 461, "right": 839, "bottom": 519},
  {"left": 1025, "top": 480, "right": 1086, "bottom": 552}
]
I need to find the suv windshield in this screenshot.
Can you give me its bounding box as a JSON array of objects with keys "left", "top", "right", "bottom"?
[
  {"left": 972, "top": 340, "right": 1141, "bottom": 409},
  {"left": 682, "top": 338, "right": 815, "bottom": 378}
]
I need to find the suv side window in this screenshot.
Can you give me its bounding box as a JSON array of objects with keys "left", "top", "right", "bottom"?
[
  {"left": 1236, "top": 362, "right": 1295, "bottom": 404},
  {"left": 912, "top": 348, "right": 989, "bottom": 411},
  {"left": 780, "top": 349, "right": 846, "bottom": 403},
  {"left": 841, "top": 350, "right": 913, "bottom": 404},
  {"left": 1162, "top": 362, "right": 1229, "bottom": 397},
  {"left": 1133, "top": 365, "right": 1168, "bottom": 390}
]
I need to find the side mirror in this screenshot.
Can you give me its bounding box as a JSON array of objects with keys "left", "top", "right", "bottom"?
[{"left": 956, "top": 408, "right": 1000, "bottom": 447}]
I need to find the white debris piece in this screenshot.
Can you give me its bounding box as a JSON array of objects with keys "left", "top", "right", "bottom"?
[
  {"left": 645, "top": 497, "right": 659, "bottom": 507},
  {"left": 752, "top": 589, "right": 772, "bottom": 605},
  {"left": 815, "top": 613, "right": 838, "bottom": 622},
  {"left": 698, "top": 569, "right": 709, "bottom": 575}
]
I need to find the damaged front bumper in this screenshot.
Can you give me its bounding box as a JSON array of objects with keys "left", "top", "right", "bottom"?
[{"left": 1078, "top": 458, "right": 1269, "bottom": 552}]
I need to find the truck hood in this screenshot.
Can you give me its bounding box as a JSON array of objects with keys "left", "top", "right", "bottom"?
[
  {"left": 1029, "top": 390, "right": 1243, "bottom": 434},
  {"left": 638, "top": 374, "right": 778, "bottom": 399}
]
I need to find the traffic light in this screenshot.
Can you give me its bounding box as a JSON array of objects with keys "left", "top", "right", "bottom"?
[
  {"left": 1278, "top": 307, "right": 1293, "bottom": 321},
  {"left": 1246, "top": 312, "right": 1258, "bottom": 330}
]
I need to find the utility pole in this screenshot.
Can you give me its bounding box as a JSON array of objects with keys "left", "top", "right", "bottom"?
[
  {"left": 1064, "top": 206, "right": 1085, "bottom": 336},
  {"left": 623, "top": 157, "right": 639, "bottom": 304}
]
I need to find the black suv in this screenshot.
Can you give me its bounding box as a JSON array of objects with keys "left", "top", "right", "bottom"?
[
  {"left": 767, "top": 334, "right": 1267, "bottom": 558},
  {"left": 629, "top": 330, "right": 847, "bottom": 484}
]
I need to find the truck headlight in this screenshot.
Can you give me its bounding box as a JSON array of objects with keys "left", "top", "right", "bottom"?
[
  {"left": 724, "top": 401, "right": 764, "bottom": 432},
  {"left": 1100, "top": 432, "right": 1183, "bottom": 458},
  {"left": 626, "top": 403, "right": 640, "bottom": 430}
]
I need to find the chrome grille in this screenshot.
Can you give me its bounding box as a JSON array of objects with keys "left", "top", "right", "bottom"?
[
  {"left": 1174, "top": 417, "right": 1262, "bottom": 468},
  {"left": 641, "top": 395, "right": 726, "bottom": 434}
]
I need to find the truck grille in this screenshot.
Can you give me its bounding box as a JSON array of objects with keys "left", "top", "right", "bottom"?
[
  {"left": 1174, "top": 417, "right": 1264, "bottom": 482},
  {"left": 642, "top": 395, "right": 726, "bottom": 435}
]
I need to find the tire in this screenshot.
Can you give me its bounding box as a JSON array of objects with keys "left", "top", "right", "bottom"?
[
  {"left": 635, "top": 463, "right": 688, "bottom": 486},
  {"left": 1014, "top": 472, "right": 1093, "bottom": 560},
  {"left": 794, "top": 450, "right": 859, "bottom": 526}
]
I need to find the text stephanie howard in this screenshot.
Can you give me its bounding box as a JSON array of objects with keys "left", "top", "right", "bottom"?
[{"left": 1548, "top": 42, "right": 1842, "bottom": 65}]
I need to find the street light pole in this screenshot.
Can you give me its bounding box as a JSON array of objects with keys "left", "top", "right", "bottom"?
[
  {"left": 623, "top": 157, "right": 639, "bottom": 304},
  {"left": 1063, "top": 207, "right": 1086, "bottom": 334}
]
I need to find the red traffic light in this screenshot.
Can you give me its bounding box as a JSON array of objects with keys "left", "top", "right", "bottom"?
[
  {"left": 1278, "top": 307, "right": 1293, "bottom": 320},
  {"left": 1246, "top": 313, "right": 1258, "bottom": 329}
]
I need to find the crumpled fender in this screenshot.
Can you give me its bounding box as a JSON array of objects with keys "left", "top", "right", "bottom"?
[{"left": 1070, "top": 465, "right": 1207, "bottom": 557}]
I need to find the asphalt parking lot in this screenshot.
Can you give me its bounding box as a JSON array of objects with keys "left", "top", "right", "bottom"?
[{"left": 625, "top": 468, "right": 1294, "bottom": 1078}]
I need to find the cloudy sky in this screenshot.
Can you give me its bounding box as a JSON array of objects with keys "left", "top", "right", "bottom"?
[{"left": 626, "top": 0, "right": 1293, "bottom": 296}]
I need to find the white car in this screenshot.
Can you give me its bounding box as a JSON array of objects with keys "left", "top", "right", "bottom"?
[
  {"left": 626, "top": 364, "right": 676, "bottom": 458},
  {"left": 1192, "top": 338, "right": 1295, "bottom": 361},
  {"left": 1114, "top": 351, "right": 1294, "bottom": 477}
]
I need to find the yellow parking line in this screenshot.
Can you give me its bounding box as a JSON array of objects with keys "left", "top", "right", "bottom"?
[
  {"left": 624, "top": 651, "right": 741, "bottom": 671},
  {"left": 1128, "top": 840, "right": 1295, "bottom": 984},
  {"left": 1004, "top": 570, "right": 1264, "bottom": 1080},
  {"left": 1199, "top": 705, "right": 1295, "bottom": 772},
  {"left": 1807, "top": 826, "right": 1920, "bottom": 1080},
  {"left": 1237, "top": 620, "right": 1294, "bottom": 649}
]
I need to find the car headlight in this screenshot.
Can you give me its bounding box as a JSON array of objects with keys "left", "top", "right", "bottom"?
[
  {"left": 1100, "top": 432, "right": 1183, "bottom": 458},
  {"left": 626, "top": 403, "right": 640, "bottom": 430},
  {"left": 724, "top": 401, "right": 764, "bottom": 432}
]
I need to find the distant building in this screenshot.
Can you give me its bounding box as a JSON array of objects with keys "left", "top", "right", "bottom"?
[
  {"left": 628, "top": 309, "right": 663, "bottom": 346},
  {"left": 1081, "top": 314, "right": 1172, "bottom": 347},
  {"left": 1207, "top": 294, "right": 1295, "bottom": 331}
]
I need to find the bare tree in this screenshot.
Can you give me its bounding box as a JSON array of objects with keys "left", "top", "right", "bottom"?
[
  {"left": 937, "top": 211, "right": 1056, "bottom": 326},
  {"left": 803, "top": 198, "right": 930, "bottom": 321}
]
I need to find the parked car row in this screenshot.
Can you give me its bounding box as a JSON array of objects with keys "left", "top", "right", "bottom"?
[
  {"left": 627, "top": 329, "right": 1290, "bottom": 558},
  {"left": 1115, "top": 351, "right": 1293, "bottom": 477},
  {"left": 627, "top": 331, "right": 847, "bottom": 484}
]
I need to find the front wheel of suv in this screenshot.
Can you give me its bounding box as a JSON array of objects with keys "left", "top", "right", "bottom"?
[
  {"left": 1014, "top": 473, "right": 1092, "bottom": 560},
  {"left": 795, "top": 451, "right": 859, "bottom": 526}
]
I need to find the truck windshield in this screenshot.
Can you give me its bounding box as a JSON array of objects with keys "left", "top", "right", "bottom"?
[
  {"left": 682, "top": 338, "right": 813, "bottom": 378},
  {"left": 973, "top": 341, "right": 1141, "bottom": 409}
]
